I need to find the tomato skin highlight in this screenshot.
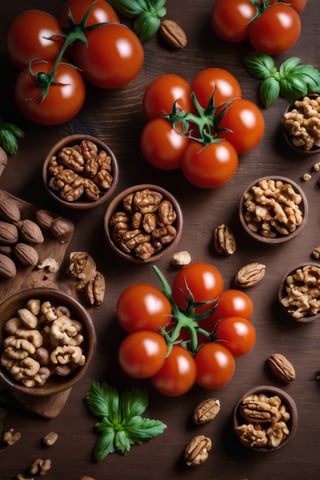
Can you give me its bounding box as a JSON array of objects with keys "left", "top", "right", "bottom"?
[
  {"left": 59, "top": 0, "right": 120, "bottom": 27},
  {"left": 218, "top": 99, "right": 265, "bottom": 154},
  {"left": 215, "top": 316, "right": 256, "bottom": 357},
  {"left": 72, "top": 24, "right": 144, "bottom": 89},
  {"left": 195, "top": 342, "right": 236, "bottom": 389},
  {"left": 118, "top": 331, "right": 168, "bottom": 379},
  {"left": 14, "top": 60, "right": 86, "bottom": 125},
  {"left": 6, "top": 10, "right": 63, "bottom": 69},
  {"left": 140, "top": 118, "right": 189, "bottom": 170},
  {"left": 181, "top": 140, "right": 238, "bottom": 189},
  {"left": 248, "top": 4, "right": 301, "bottom": 55},
  {"left": 116, "top": 283, "right": 172, "bottom": 333},
  {"left": 151, "top": 345, "right": 197, "bottom": 396},
  {"left": 211, "top": 0, "right": 256, "bottom": 42},
  {"left": 209, "top": 289, "right": 254, "bottom": 321}
]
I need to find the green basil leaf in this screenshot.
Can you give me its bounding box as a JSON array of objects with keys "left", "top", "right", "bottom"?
[
  {"left": 279, "top": 57, "right": 301, "bottom": 74},
  {"left": 0, "top": 130, "right": 19, "bottom": 155},
  {"left": 111, "top": 0, "right": 147, "bottom": 17},
  {"left": 86, "top": 382, "right": 119, "bottom": 419},
  {"left": 279, "top": 76, "right": 308, "bottom": 101},
  {"left": 114, "top": 430, "right": 132, "bottom": 454},
  {"left": 94, "top": 428, "right": 115, "bottom": 461},
  {"left": 291, "top": 65, "right": 320, "bottom": 89},
  {"left": 259, "top": 77, "right": 280, "bottom": 108},
  {"left": 134, "top": 11, "right": 160, "bottom": 42},
  {"left": 120, "top": 388, "right": 148, "bottom": 418},
  {"left": 243, "top": 52, "right": 275, "bottom": 80},
  {"left": 125, "top": 417, "right": 167, "bottom": 444}
]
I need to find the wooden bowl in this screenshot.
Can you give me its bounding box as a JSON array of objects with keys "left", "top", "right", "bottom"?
[
  {"left": 0, "top": 287, "right": 96, "bottom": 396},
  {"left": 239, "top": 176, "right": 308, "bottom": 244},
  {"left": 43, "top": 134, "right": 119, "bottom": 209},
  {"left": 104, "top": 184, "right": 183, "bottom": 263},
  {"left": 233, "top": 385, "right": 298, "bottom": 452},
  {"left": 278, "top": 262, "right": 320, "bottom": 322}
]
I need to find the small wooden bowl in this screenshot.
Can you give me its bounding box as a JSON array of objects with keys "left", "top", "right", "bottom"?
[
  {"left": 0, "top": 288, "right": 96, "bottom": 397},
  {"left": 239, "top": 176, "right": 308, "bottom": 244},
  {"left": 278, "top": 262, "right": 320, "bottom": 322},
  {"left": 233, "top": 385, "right": 298, "bottom": 452},
  {"left": 104, "top": 184, "right": 183, "bottom": 264},
  {"left": 43, "top": 134, "right": 119, "bottom": 209},
  {"left": 281, "top": 94, "right": 320, "bottom": 155}
]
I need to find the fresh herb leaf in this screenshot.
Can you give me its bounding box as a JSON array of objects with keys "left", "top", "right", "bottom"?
[
  {"left": 279, "top": 57, "right": 301, "bottom": 74},
  {"left": 0, "top": 118, "right": 24, "bottom": 155},
  {"left": 111, "top": 0, "right": 147, "bottom": 17},
  {"left": 243, "top": 52, "right": 276, "bottom": 80},
  {"left": 260, "top": 77, "right": 280, "bottom": 108},
  {"left": 134, "top": 11, "right": 161, "bottom": 42},
  {"left": 85, "top": 382, "right": 167, "bottom": 461}
]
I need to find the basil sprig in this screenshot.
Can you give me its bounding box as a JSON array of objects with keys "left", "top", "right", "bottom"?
[
  {"left": 111, "top": 0, "right": 167, "bottom": 42},
  {"left": 0, "top": 117, "right": 24, "bottom": 155},
  {"left": 244, "top": 52, "right": 320, "bottom": 108},
  {"left": 86, "top": 382, "right": 166, "bottom": 461}
]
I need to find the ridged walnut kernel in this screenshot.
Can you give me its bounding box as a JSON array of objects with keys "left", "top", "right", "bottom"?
[
  {"left": 193, "top": 398, "right": 221, "bottom": 424},
  {"left": 184, "top": 435, "right": 212, "bottom": 467},
  {"left": 160, "top": 19, "right": 187, "bottom": 49},
  {"left": 267, "top": 353, "right": 296, "bottom": 382}
]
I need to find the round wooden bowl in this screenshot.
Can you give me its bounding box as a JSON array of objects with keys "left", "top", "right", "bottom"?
[
  {"left": 239, "top": 175, "right": 308, "bottom": 244},
  {"left": 43, "top": 134, "right": 119, "bottom": 209},
  {"left": 104, "top": 184, "right": 183, "bottom": 264},
  {"left": 233, "top": 385, "right": 298, "bottom": 452},
  {"left": 0, "top": 287, "right": 96, "bottom": 396},
  {"left": 278, "top": 262, "right": 320, "bottom": 322}
]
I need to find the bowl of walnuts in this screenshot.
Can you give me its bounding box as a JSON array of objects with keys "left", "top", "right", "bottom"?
[
  {"left": 0, "top": 287, "right": 96, "bottom": 397},
  {"left": 43, "top": 134, "right": 119, "bottom": 209},
  {"left": 239, "top": 176, "right": 308, "bottom": 244},
  {"left": 104, "top": 184, "right": 183, "bottom": 263}
]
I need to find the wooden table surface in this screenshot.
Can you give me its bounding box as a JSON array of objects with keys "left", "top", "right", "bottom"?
[{"left": 1, "top": 1, "right": 320, "bottom": 479}]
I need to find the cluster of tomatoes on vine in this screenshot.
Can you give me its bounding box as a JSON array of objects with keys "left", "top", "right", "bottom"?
[
  {"left": 211, "top": 0, "right": 307, "bottom": 54},
  {"left": 6, "top": 0, "right": 144, "bottom": 125},
  {"left": 116, "top": 262, "right": 256, "bottom": 397},
  {"left": 140, "top": 68, "right": 265, "bottom": 189}
]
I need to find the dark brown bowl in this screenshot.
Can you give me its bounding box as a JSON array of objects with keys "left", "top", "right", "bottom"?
[
  {"left": 104, "top": 184, "right": 183, "bottom": 263},
  {"left": 0, "top": 288, "right": 96, "bottom": 396},
  {"left": 278, "top": 262, "right": 320, "bottom": 322},
  {"left": 43, "top": 134, "right": 119, "bottom": 209},
  {"left": 239, "top": 176, "right": 308, "bottom": 244},
  {"left": 281, "top": 94, "right": 320, "bottom": 155},
  {"left": 233, "top": 385, "right": 298, "bottom": 452}
]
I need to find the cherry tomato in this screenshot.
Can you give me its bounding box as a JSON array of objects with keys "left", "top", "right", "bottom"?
[
  {"left": 172, "top": 262, "right": 224, "bottom": 313},
  {"left": 215, "top": 316, "right": 256, "bottom": 357},
  {"left": 151, "top": 345, "right": 196, "bottom": 396},
  {"left": 195, "top": 342, "right": 236, "bottom": 389},
  {"left": 217, "top": 99, "right": 265, "bottom": 154},
  {"left": 118, "top": 331, "right": 168, "bottom": 379},
  {"left": 140, "top": 118, "right": 189, "bottom": 170},
  {"left": 72, "top": 23, "right": 144, "bottom": 88},
  {"left": 14, "top": 60, "right": 85, "bottom": 125},
  {"left": 6, "top": 10, "right": 63, "bottom": 69},
  {"left": 211, "top": 0, "right": 256, "bottom": 42},
  {"left": 248, "top": 4, "right": 301, "bottom": 55},
  {"left": 143, "top": 74, "right": 192, "bottom": 120},
  {"left": 261, "top": 0, "right": 307, "bottom": 12},
  {"left": 116, "top": 283, "right": 172, "bottom": 333},
  {"left": 181, "top": 140, "right": 238, "bottom": 189},
  {"left": 210, "top": 289, "right": 254, "bottom": 321},
  {"left": 59, "top": 0, "right": 119, "bottom": 27},
  {"left": 191, "top": 68, "right": 242, "bottom": 110}
]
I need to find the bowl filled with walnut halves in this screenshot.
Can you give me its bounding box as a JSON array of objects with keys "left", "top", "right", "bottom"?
[
  {"left": 233, "top": 385, "right": 298, "bottom": 452},
  {"left": 104, "top": 184, "right": 183, "bottom": 263},
  {"left": 0, "top": 287, "right": 96, "bottom": 396},
  {"left": 43, "top": 134, "right": 119, "bottom": 209},
  {"left": 239, "top": 176, "right": 308, "bottom": 244},
  {"left": 278, "top": 263, "right": 320, "bottom": 322},
  {"left": 281, "top": 94, "right": 320, "bottom": 154}
]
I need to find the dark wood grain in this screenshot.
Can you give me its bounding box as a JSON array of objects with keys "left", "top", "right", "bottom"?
[{"left": 1, "top": 1, "right": 320, "bottom": 479}]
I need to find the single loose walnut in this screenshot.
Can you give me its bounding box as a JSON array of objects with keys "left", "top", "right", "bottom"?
[
  {"left": 184, "top": 435, "right": 212, "bottom": 467},
  {"left": 193, "top": 398, "right": 221, "bottom": 424},
  {"left": 235, "top": 262, "right": 266, "bottom": 288},
  {"left": 160, "top": 19, "right": 187, "bottom": 49},
  {"left": 267, "top": 353, "right": 296, "bottom": 382},
  {"left": 42, "top": 431, "right": 58, "bottom": 447},
  {"left": 213, "top": 224, "right": 236, "bottom": 256}
]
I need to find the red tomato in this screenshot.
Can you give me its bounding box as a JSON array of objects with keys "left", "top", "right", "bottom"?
[
  {"left": 172, "top": 262, "right": 224, "bottom": 313},
  {"left": 6, "top": 10, "right": 63, "bottom": 69},
  {"left": 72, "top": 24, "right": 144, "bottom": 88},
  {"left": 191, "top": 68, "right": 242, "bottom": 110},
  {"left": 248, "top": 4, "right": 301, "bottom": 55},
  {"left": 143, "top": 74, "right": 192, "bottom": 120},
  {"left": 181, "top": 140, "right": 238, "bottom": 189},
  {"left": 151, "top": 345, "right": 196, "bottom": 396},
  {"left": 210, "top": 289, "right": 254, "bottom": 321},
  {"left": 59, "top": 0, "right": 119, "bottom": 27},
  {"left": 215, "top": 316, "right": 256, "bottom": 357},
  {"left": 116, "top": 283, "right": 171, "bottom": 333},
  {"left": 14, "top": 60, "right": 85, "bottom": 125},
  {"left": 211, "top": 0, "right": 256, "bottom": 42},
  {"left": 217, "top": 99, "right": 265, "bottom": 154},
  {"left": 118, "top": 331, "right": 168, "bottom": 379},
  {"left": 195, "top": 342, "right": 235, "bottom": 389},
  {"left": 140, "top": 118, "right": 189, "bottom": 170},
  {"left": 261, "top": 0, "right": 307, "bottom": 12}
]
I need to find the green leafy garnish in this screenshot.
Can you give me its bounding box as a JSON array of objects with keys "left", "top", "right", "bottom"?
[
  {"left": 0, "top": 118, "right": 24, "bottom": 155},
  {"left": 243, "top": 52, "right": 320, "bottom": 108},
  {"left": 111, "top": 0, "right": 167, "bottom": 42},
  {"left": 85, "top": 382, "right": 166, "bottom": 461}
]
